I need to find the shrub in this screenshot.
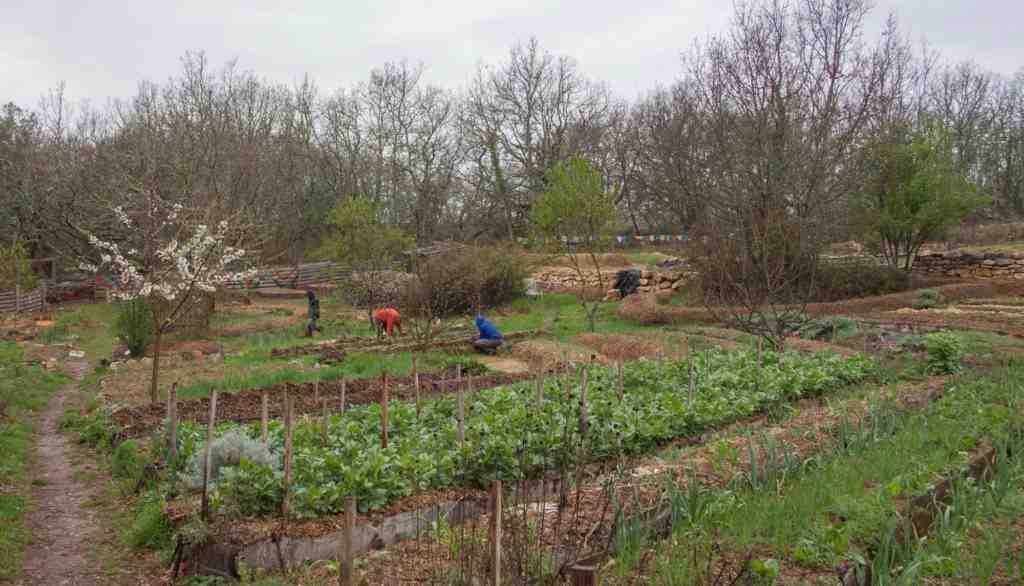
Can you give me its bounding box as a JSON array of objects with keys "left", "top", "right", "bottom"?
[
  {"left": 924, "top": 332, "right": 965, "bottom": 375},
  {"left": 401, "top": 246, "right": 528, "bottom": 318},
  {"left": 115, "top": 298, "right": 154, "bottom": 357},
  {"left": 183, "top": 431, "right": 277, "bottom": 490},
  {"left": 111, "top": 439, "right": 143, "bottom": 481},
  {"left": 813, "top": 263, "right": 911, "bottom": 302},
  {"left": 913, "top": 288, "right": 943, "bottom": 309}
]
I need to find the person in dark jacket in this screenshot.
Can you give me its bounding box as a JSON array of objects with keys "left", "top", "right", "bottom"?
[
  {"left": 472, "top": 314, "right": 503, "bottom": 355},
  {"left": 305, "top": 290, "right": 322, "bottom": 337}
]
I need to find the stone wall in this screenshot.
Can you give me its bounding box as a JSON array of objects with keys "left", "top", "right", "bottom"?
[
  {"left": 913, "top": 250, "right": 1024, "bottom": 280},
  {"left": 531, "top": 266, "right": 693, "bottom": 297}
]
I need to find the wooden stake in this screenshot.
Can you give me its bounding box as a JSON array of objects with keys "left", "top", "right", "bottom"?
[
  {"left": 757, "top": 337, "right": 763, "bottom": 369},
  {"left": 616, "top": 361, "right": 624, "bottom": 402},
  {"left": 535, "top": 370, "right": 544, "bottom": 405},
  {"left": 340, "top": 378, "right": 347, "bottom": 414},
  {"left": 490, "top": 480, "right": 503, "bottom": 586},
  {"left": 380, "top": 372, "right": 389, "bottom": 449},
  {"left": 688, "top": 360, "right": 696, "bottom": 402},
  {"left": 314, "top": 377, "right": 320, "bottom": 403},
  {"left": 413, "top": 356, "right": 421, "bottom": 420},
  {"left": 456, "top": 370, "right": 465, "bottom": 447},
  {"left": 321, "top": 398, "right": 329, "bottom": 446},
  {"left": 167, "top": 382, "right": 178, "bottom": 462},
  {"left": 282, "top": 391, "right": 294, "bottom": 519},
  {"left": 339, "top": 496, "right": 355, "bottom": 586},
  {"left": 579, "top": 368, "right": 589, "bottom": 437},
  {"left": 201, "top": 390, "right": 218, "bottom": 521},
  {"left": 260, "top": 389, "right": 269, "bottom": 445}
]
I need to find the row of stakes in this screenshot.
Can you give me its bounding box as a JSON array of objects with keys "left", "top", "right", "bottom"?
[{"left": 162, "top": 339, "right": 768, "bottom": 585}]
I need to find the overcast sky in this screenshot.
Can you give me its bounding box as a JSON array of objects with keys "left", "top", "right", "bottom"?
[{"left": 2, "top": 0, "right": 1022, "bottom": 109}]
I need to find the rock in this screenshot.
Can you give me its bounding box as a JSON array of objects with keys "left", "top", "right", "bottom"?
[
  {"left": 671, "top": 280, "right": 684, "bottom": 290},
  {"left": 639, "top": 278, "right": 650, "bottom": 286},
  {"left": 604, "top": 289, "right": 622, "bottom": 302},
  {"left": 994, "top": 258, "right": 1014, "bottom": 267}
]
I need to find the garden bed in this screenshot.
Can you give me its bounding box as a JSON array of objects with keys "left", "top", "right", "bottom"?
[{"left": 112, "top": 367, "right": 547, "bottom": 437}]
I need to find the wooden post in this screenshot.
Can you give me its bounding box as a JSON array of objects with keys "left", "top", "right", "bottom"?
[
  {"left": 166, "top": 382, "right": 178, "bottom": 462},
  {"left": 260, "top": 389, "right": 269, "bottom": 445},
  {"left": 455, "top": 364, "right": 465, "bottom": 446},
  {"left": 535, "top": 370, "right": 544, "bottom": 405},
  {"left": 579, "top": 368, "right": 589, "bottom": 437},
  {"left": 688, "top": 360, "right": 696, "bottom": 402},
  {"left": 322, "top": 398, "right": 329, "bottom": 446},
  {"left": 282, "top": 391, "right": 294, "bottom": 519},
  {"left": 201, "top": 390, "right": 218, "bottom": 520},
  {"left": 413, "top": 356, "right": 421, "bottom": 420},
  {"left": 616, "top": 361, "right": 624, "bottom": 402},
  {"left": 339, "top": 496, "right": 356, "bottom": 586},
  {"left": 757, "top": 337, "right": 763, "bottom": 369},
  {"left": 14, "top": 262, "right": 20, "bottom": 313},
  {"left": 314, "top": 377, "right": 320, "bottom": 403},
  {"left": 340, "top": 378, "right": 347, "bottom": 414},
  {"left": 380, "top": 372, "right": 389, "bottom": 449},
  {"left": 490, "top": 480, "right": 503, "bottom": 586}
]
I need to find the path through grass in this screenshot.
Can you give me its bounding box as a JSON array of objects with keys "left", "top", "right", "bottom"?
[{"left": 0, "top": 342, "right": 68, "bottom": 579}]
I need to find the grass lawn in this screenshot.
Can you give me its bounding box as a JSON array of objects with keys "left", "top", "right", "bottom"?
[
  {"left": 36, "top": 302, "right": 119, "bottom": 361},
  {"left": 0, "top": 342, "right": 68, "bottom": 579}
]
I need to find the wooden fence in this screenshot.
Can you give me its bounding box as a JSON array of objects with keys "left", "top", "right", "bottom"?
[
  {"left": 224, "top": 261, "right": 353, "bottom": 290},
  {"left": 0, "top": 285, "right": 45, "bottom": 314}
]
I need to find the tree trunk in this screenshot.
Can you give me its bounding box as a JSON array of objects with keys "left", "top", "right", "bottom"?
[{"left": 150, "top": 329, "right": 162, "bottom": 404}]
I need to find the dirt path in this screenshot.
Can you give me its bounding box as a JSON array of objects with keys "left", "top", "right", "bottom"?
[{"left": 17, "top": 360, "right": 103, "bottom": 586}]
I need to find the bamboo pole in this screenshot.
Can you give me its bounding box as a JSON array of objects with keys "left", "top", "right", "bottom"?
[{"left": 201, "top": 390, "right": 218, "bottom": 520}]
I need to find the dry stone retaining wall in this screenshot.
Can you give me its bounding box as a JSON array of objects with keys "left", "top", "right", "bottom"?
[{"left": 913, "top": 251, "right": 1024, "bottom": 280}]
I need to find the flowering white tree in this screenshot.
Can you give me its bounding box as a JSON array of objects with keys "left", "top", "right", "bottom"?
[{"left": 82, "top": 193, "right": 254, "bottom": 403}]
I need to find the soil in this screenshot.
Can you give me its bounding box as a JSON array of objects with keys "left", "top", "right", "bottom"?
[
  {"left": 111, "top": 367, "right": 556, "bottom": 437},
  {"left": 17, "top": 360, "right": 102, "bottom": 586},
  {"left": 476, "top": 355, "right": 532, "bottom": 374}
]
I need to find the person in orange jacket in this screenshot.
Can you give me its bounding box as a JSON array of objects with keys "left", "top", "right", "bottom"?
[{"left": 372, "top": 307, "right": 403, "bottom": 338}]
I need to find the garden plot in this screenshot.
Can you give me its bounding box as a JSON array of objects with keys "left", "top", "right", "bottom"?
[
  {"left": 593, "top": 364, "right": 1024, "bottom": 585},
  {"left": 113, "top": 367, "right": 545, "bottom": 437},
  {"left": 329, "top": 369, "right": 949, "bottom": 583},
  {"left": 163, "top": 349, "right": 873, "bottom": 576}
]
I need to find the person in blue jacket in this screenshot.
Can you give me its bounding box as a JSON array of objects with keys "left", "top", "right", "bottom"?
[{"left": 473, "top": 314, "right": 503, "bottom": 355}]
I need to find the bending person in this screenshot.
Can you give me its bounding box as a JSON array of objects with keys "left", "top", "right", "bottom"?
[
  {"left": 473, "top": 314, "right": 503, "bottom": 355},
  {"left": 372, "top": 307, "right": 403, "bottom": 338}
]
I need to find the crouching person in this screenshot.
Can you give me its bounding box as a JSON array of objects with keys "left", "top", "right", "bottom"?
[{"left": 473, "top": 314, "right": 503, "bottom": 355}]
